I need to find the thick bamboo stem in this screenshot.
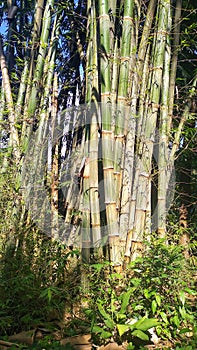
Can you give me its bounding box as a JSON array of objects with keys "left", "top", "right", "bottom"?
[
  {"left": 168, "top": 0, "right": 182, "bottom": 133},
  {"left": 157, "top": 3, "right": 172, "bottom": 236},
  {"left": 129, "top": 0, "right": 169, "bottom": 259},
  {"left": 0, "top": 37, "right": 19, "bottom": 160}
]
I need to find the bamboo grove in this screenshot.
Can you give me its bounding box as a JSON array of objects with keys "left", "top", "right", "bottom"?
[{"left": 0, "top": 0, "right": 196, "bottom": 267}]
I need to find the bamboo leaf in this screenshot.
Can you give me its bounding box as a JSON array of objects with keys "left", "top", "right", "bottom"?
[
  {"left": 101, "top": 330, "right": 112, "bottom": 339},
  {"left": 135, "top": 318, "right": 158, "bottom": 331},
  {"left": 97, "top": 302, "right": 114, "bottom": 325},
  {"left": 151, "top": 300, "right": 157, "bottom": 315},
  {"left": 92, "top": 325, "right": 103, "bottom": 333},
  {"left": 155, "top": 294, "right": 161, "bottom": 307},
  {"left": 160, "top": 312, "right": 169, "bottom": 324},
  {"left": 131, "top": 329, "right": 149, "bottom": 341},
  {"left": 120, "top": 289, "right": 133, "bottom": 314},
  {"left": 117, "top": 324, "right": 129, "bottom": 337}
]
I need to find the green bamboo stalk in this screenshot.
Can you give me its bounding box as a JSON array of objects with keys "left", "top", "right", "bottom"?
[
  {"left": 130, "top": 0, "right": 156, "bottom": 115},
  {"left": 157, "top": 2, "right": 172, "bottom": 237},
  {"left": 84, "top": 0, "right": 101, "bottom": 260},
  {"left": 88, "top": 3, "right": 101, "bottom": 249},
  {"left": 111, "top": 38, "right": 119, "bottom": 104},
  {"left": 21, "top": 0, "right": 54, "bottom": 149},
  {"left": 21, "top": 0, "right": 45, "bottom": 142},
  {"left": 168, "top": 0, "right": 182, "bottom": 133},
  {"left": 51, "top": 73, "right": 59, "bottom": 240},
  {"left": 117, "top": 0, "right": 134, "bottom": 102},
  {"left": 129, "top": 0, "right": 169, "bottom": 259},
  {"left": 98, "top": 0, "right": 111, "bottom": 103},
  {"left": 27, "top": 0, "right": 55, "bottom": 117},
  {"left": 113, "top": 1, "right": 134, "bottom": 260},
  {"left": 21, "top": 15, "right": 59, "bottom": 241},
  {"left": 15, "top": 59, "right": 29, "bottom": 123},
  {"left": 0, "top": 83, "right": 5, "bottom": 127},
  {"left": 0, "top": 37, "right": 19, "bottom": 160}
]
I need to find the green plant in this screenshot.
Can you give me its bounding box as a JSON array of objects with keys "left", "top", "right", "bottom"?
[
  {"left": 83, "top": 262, "right": 158, "bottom": 347},
  {"left": 128, "top": 238, "right": 196, "bottom": 341}
]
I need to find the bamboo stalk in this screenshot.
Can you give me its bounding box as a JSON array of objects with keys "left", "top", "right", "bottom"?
[
  {"left": 98, "top": 0, "right": 111, "bottom": 103},
  {"left": 21, "top": 0, "right": 45, "bottom": 143},
  {"left": 22, "top": 0, "right": 54, "bottom": 149},
  {"left": 157, "top": 2, "right": 172, "bottom": 237},
  {"left": 98, "top": 1, "right": 114, "bottom": 246},
  {"left": 114, "top": 1, "right": 134, "bottom": 260},
  {"left": 51, "top": 73, "right": 59, "bottom": 240},
  {"left": 129, "top": 0, "right": 169, "bottom": 259},
  {"left": 168, "top": 0, "right": 182, "bottom": 133},
  {"left": 0, "top": 36, "right": 19, "bottom": 160},
  {"left": 15, "top": 59, "right": 29, "bottom": 124}
]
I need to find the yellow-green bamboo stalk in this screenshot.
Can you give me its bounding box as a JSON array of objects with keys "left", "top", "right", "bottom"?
[
  {"left": 0, "top": 37, "right": 19, "bottom": 160},
  {"left": 157, "top": 3, "right": 172, "bottom": 237},
  {"left": 51, "top": 73, "right": 59, "bottom": 240},
  {"left": 88, "top": 2, "right": 101, "bottom": 250},
  {"left": 81, "top": 156, "right": 91, "bottom": 263},
  {"left": 129, "top": 0, "right": 169, "bottom": 259},
  {"left": 21, "top": 0, "right": 45, "bottom": 143},
  {"left": 168, "top": 0, "right": 182, "bottom": 133},
  {"left": 117, "top": 0, "right": 134, "bottom": 103},
  {"left": 114, "top": 1, "right": 134, "bottom": 260},
  {"left": 22, "top": 0, "right": 54, "bottom": 148},
  {"left": 98, "top": 0, "right": 111, "bottom": 103},
  {"left": 130, "top": 0, "right": 156, "bottom": 115},
  {"left": 15, "top": 59, "right": 29, "bottom": 123},
  {"left": 0, "top": 83, "right": 5, "bottom": 127}
]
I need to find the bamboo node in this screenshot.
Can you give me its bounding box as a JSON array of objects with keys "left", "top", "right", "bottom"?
[
  {"left": 149, "top": 66, "right": 163, "bottom": 71},
  {"left": 117, "top": 96, "right": 128, "bottom": 101},
  {"left": 98, "top": 14, "right": 110, "bottom": 20},
  {"left": 120, "top": 56, "right": 130, "bottom": 62},
  {"left": 114, "top": 134, "right": 125, "bottom": 139},
  {"left": 102, "top": 130, "right": 113, "bottom": 135},
  {"left": 123, "top": 16, "right": 133, "bottom": 22},
  {"left": 151, "top": 103, "right": 160, "bottom": 109},
  {"left": 103, "top": 166, "right": 114, "bottom": 170},
  {"left": 157, "top": 30, "right": 170, "bottom": 36},
  {"left": 101, "top": 92, "right": 111, "bottom": 96}
]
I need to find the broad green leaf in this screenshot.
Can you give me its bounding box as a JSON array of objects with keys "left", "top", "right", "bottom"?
[
  {"left": 117, "top": 324, "right": 129, "bottom": 337},
  {"left": 132, "top": 316, "right": 146, "bottom": 329},
  {"left": 171, "top": 315, "right": 180, "bottom": 327},
  {"left": 132, "top": 329, "right": 149, "bottom": 341},
  {"left": 179, "top": 290, "right": 185, "bottom": 306},
  {"left": 120, "top": 289, "right": 133, "bottom": 314},
  {"left": 179, "top": 306, "right": 187, "bottom": 319},
  {"left": 151, "top": 300, "right": 157, "bottom": 314},
  {"left": 117, "top": 313, "right": 127, "bottom": 320},
  {"left": 97, "top": 303, "right": 113, "bottom": 324},
  {"left": 131, "top": 278, "right": 141, "bottom": 287},
  {"left": 179, "top": 328, "right": 191, "bottom": 334},
  {"left": 135, "top": 318, "right": 158, "bottom": 331},
  {"left": 91, "top": 263, "right": 105, "bottom": 272},
  {"left": 101, "top": 330, "right": 112, "bottom": 339},
  {"left": 144, "top": 289, "right": 150, "bottom": 299},
  {"left": 184, "top": 287, "right": 197, "bottom": 295},
  {"left": 134, "top": 304, "right": 144, "bottom": 311},
  {"left": 104, "top": 318, "right": 114, "bottom": 329},
  {"left": 155, "top": 294, "right": 161, "bottom": 307},
  {"left": 92, "top": 325, "right": 103, "bottom": 333},
  {"left": 160, "top": 312, "right": 168, "bottom": 324}
]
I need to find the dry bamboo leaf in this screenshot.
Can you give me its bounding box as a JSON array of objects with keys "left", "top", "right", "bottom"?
[
  {"left": 0, "top": 339, "right": 20, "bottom": 348},
  {"left": 98, "top": 342, "right": 126, "bottom": 350},
  {"left": 9, "top": 330, "right": 35, "bottom": 345},
  {"left": 60, "top": 334, "right": 91, "bottom": 346}
]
